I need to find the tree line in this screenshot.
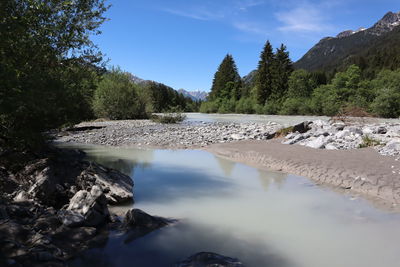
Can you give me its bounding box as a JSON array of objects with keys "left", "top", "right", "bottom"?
[{"left": 200, "top": 40, "right": 400, "bottom": 118}]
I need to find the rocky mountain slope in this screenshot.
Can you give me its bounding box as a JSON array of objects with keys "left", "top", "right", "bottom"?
[
  {"left": 294, "top": 11, "right": 400, "bottom": 72},
  {"left": 177, "top": 89, "right": 208, "bottom": 101}
]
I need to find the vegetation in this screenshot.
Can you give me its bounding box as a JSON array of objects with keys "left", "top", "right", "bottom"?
[
  {"left": 93, "top": 68, "right": 147, "bottom": 119},
  {"left": 201, "top": 37, "right": 400, "bottom": 118},
  {"left": 359, "top": 135, "right": 382, "bottom": 148},
  {"left": 0, "top": 0, "right": 109, "bottom": 149},
  {"left": 150, "top": 113, "right": 186, "bottom": 124},
  {"left": 0, "top": 0, "right": 198, "bottom": 150}
]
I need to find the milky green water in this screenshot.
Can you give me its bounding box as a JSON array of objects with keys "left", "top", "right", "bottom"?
[{"left": 65, "top": 144, "right": 400, "bottom": 267}]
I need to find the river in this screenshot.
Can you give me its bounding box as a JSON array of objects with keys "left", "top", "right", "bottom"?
[{"left": 65, "top": 144, "right": 400, "bottom": 267}]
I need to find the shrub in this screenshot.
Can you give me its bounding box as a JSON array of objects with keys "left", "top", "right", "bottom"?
[
  {"left": 371, "top": 87, "right": 400, "bottom": 118},
  {"left": 359, "top": 135, "right": 381, "bottom": 148},
  {"left": 151, "top": 113, "right": 186, "bottom": 124},
  {"left": 93, "top": 68, "right": 148, "bottom": 120}
]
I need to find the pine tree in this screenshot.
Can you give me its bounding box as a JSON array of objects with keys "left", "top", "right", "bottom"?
[
  {"left": 209, "top": 54, "right": 241, "bottom": 100},
  {"left": 255, "top": 41, "right": 275, "bottom": 105},
  {"left": 273, "top": 44, "right": 293, "bottom": 100}
]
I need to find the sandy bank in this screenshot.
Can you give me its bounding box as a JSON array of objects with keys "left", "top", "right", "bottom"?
[{"left": 206, "top": 139, "right": 400, "bottom": 208}]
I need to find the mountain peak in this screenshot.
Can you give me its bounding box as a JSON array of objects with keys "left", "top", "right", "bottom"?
[{"left": 371, "top": 11, "right": 400, "bottom": 35}]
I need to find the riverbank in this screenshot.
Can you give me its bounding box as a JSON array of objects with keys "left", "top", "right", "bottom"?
[
  {"left": 206, "top": 138, "right": 400, "bottom": 208},
  {"left": 53, "top": 116, "right": 400, "bottom": 208}
]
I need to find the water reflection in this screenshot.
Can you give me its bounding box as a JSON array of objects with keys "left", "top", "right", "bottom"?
[
  {"left": 70, "top": 222, "right": 291, "bottom": 267},
  {"left": 133, "top": 164, "right": 237, "bottom": 204},
  {"left": 258, "top": 170, "right": 288, "bottom": 191},
  {"left": 214, "top": 155, "right": 236, "bottom": 177}
]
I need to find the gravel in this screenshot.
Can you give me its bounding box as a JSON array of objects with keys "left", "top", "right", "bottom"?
[{"left": 54, "top": 120, "right": 282, "bottom": 149}]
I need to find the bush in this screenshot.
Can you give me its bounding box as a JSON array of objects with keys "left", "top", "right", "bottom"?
[
  {"left": 93, "top": 68, "right": 148, "bottom": 120},
  {"left": 371, "top": 87, "right": 400, "bottom": 118},
  {"left": 150, "top": 113, "right": 186, "bottom": 124},
  {"left": 279, "top": 97, "right": 311, "bottom": 115},
  {"left": 235, "top": 98, "right": 255, "bottom": 114},
  {"left": 359, "top": 135, "right": 381, "bottom": 148}
]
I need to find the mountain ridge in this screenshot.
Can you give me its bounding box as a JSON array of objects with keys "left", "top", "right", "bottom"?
[{"left": 294, "top": 11, "right": 400, "bottom": 71}]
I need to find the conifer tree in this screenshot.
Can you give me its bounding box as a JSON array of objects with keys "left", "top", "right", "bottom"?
[
  {"left": 273, "top": 44, "right": 293, "bottom": 99},
  {"left": 209, "top": 54, "right": 241, "bottom": 100},
  {"left": 255, "top": 41, "right": 275, "bottom": 105}
]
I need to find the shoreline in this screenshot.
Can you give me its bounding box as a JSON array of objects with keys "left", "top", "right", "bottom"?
[
  {"left": 53, "top": 117, "right": 400, "bottom": 210},
  {"left": 205, "top": 138, "right": 400, "bottom": 210}
]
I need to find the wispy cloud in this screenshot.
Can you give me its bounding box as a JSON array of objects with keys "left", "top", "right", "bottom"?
[
  {"left": 276, "top": 3, "right": 335, "bottom": 33},
  {"left": 233, "top": 21, "right": 270, "bottom": 36},
  {"left": 163, "top": 7, "right": 224, "bottom": 21}
]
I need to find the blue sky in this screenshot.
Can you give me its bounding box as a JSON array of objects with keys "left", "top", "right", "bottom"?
[{"left": 93, "top": 0, "right": 399, "bottom": 92}]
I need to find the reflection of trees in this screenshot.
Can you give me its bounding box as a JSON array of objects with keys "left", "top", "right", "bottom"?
[
  {"left": 258, "top": 170, "right": 288, "bottom": 191},
  {"left": 84, "top": 148, "right": 155, "bottom": 176},
  {"left": 214, "top": 156, "right": 236, "bottom": 177}
]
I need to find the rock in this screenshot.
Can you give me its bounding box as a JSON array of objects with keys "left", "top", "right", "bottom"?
[
  {"left": 293, "top": 121, "right": 312, "bottom": 133},
  {"left": 305, "top": 136, "right": 327, "bottom": 149},
  {"left": 346, "top": 126, "right": 363, "bottom": 135},
  {"left": 77, "top": 163, "right": 133, "bottom": 205},
  {"left": 59, "top": 185, "right": 109, "bottom": 227},
  {"left": 123, "top": 209, "right": 168, "bottom": 230},
  {"left": 176, "top": 252, "right": 245, "bottom": 267},
  {"left": 325, "top": 143, "right": 338, "bottom": 150},
  {"left": 230, "top": 134, "right": 242, "bottom": 140},
  {"left": 13, "top": 190, "right": 31, "bottom": 202},
  {"left": 377, "top": 126, "right": 387, "bottom": 134},
  {"left": 335, "top": 130, "right": 351, "bottom": 139}
]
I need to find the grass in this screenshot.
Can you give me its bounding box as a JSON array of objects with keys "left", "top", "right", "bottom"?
[
  {"left": 150, "top": 113, "right": 186, "bottom": 124},
  {"left": 274, "top": 126, "right": 294, "bottom": 138},
  {"left": 359, "top": 135, "right": 381, "bottom": 148}
]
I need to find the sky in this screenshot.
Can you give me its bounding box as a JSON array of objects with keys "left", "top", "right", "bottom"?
[{"left": 93, "top": 0, "right": 400, "bottom": 92}]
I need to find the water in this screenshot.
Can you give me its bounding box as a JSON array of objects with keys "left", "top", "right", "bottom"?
[
  {"left": 67, "top": 144, "right": 400, "bottom": 267},
  {"left": 183, "top": 113, "right": 400, "bottom": 126}
]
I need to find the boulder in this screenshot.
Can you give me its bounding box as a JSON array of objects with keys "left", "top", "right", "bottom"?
[
  {"left": 176, "top": 252, "right": 245, "bottom": 267},
  {"left": 58, "top": 185, "right": 109, "bottom": 227},
  {"left": 77, "top": 163, "right": 133, "bottom": 205},
  {"left": 305, "top": 136, "right": 327, "bottom": 149},
  {"left": 123, "top": 209, "right": 168, "bottom": 230},
  {"left": 293, "top": 121, "right": 312, "bottom": 134}
]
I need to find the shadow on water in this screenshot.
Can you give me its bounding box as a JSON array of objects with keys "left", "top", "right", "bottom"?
[
  {"left": 69, "top": 222, "right": 292, "bottom": 267},
  {"left": 134, "top": 163, "right": 237, "bottom": 205}
]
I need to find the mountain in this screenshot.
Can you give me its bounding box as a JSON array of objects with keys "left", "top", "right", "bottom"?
[
  {"left": 129, "top": 74, "right": 207, "bottom": 100},
  {"left": 294, "top": 11, "right": 400, "bottom": 72},
  {"left": 178, "top": 89, "right": 208, "bottom": 101}
]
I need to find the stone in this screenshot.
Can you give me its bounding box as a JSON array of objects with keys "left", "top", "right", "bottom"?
[
  {"left": 325, "top": 143, "right": 338, "bottom": 150},
  {"left": 176, "top": 252, "right": 245, "bottom": 267},
  {"left": 305, "top": 136, "right": 327, "bottom": 149},
  {"left": 78, "top": 163, "right": 134, "bottom": 205},
  {"left": 59, "top": 185, "right": 109, "bottom": 227},
  {"left": 13, "top": 190, "right": 31, "bottom": 202},
  {"left": 123, "top": 209, "right": 168, "bottom": 230},
  {"left": 293, "top": 121, "right": 312, "bottom": 134}
]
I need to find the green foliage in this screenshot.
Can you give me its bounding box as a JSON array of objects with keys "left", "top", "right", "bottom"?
[
  {"left": 235, "top": 98, "right": 256, "bottom": 114},
  {"left": 0, "top": 0, "right": 108, "bottom": 149},
  {"left": 280, "top": 98, "right": 311, "bottom": 115},
  {"left": 272, "top": 44, "right": 293, "bottom": 100},
  {"left": 150, "top": 112, "right": 186, "bottom": 124},
  {"left": 92, "top": 68, "right": 147, "bottom": 120},
  {"left": 371, "top": 87, "right": 400, "bottom": 118},
  {"left": 359, "top": 135, "right": 381, "bottom": 148},
  {"left": 209, "top": 54, "right": 241, "bottom": 101},
  {"left": 275, "top": 126, "right": 294, "bottom": 137},
  {"left": 255, "top": 41, "right": 274, "bottom": 105}
]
